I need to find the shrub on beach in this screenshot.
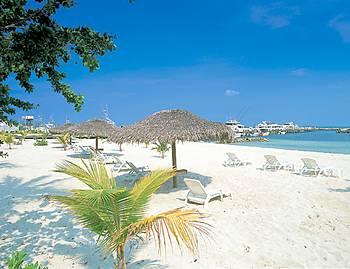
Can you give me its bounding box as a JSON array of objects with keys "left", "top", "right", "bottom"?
[
  {"left": 6, "top": 251, "right": 48, "bottom": 269},
  {"left": 3, "top": 134, "right": 15, "bottom": 149},
  {"left": 151, "top": 141, "right": 170, "bottom": 159},
  {"left": 0, "top": 132, "right": 4, "bottom": 145},
  {"left": 34, "top": 139, "right": 48, "bottom": 146},
  {"left": 34, "top": 133, "right": 48, "bottom": 146},
  {"left": 56, "top": 133, "right": 71, "bottom": 150},
  {"left": 52, "top": 160, "right": 210, "bottom": 269},
  {"left": 18, "top": 130, "right": 29, "bottom": 144}
]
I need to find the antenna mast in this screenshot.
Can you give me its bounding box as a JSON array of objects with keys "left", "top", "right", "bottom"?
[{"left": 102, "top": 105, "right": 115, "bottom": 125}]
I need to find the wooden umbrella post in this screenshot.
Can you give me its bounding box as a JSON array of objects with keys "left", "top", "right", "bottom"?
[
  {"left": 171, "top": 141, "right": 177, "bottom": 188},
  {"left": 95, "top": 137, "right": 99, "bottom": 150}
]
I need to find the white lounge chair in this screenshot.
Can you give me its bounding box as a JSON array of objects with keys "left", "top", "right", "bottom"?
[
  {"left": 126, "top": 161, "right": 149, "bottom": 175},
  {"left": 300, "top": 158, "right": 339, "bottom": 177},
  {"left": 300, "top": 158, "right": 324, "bottom": 176},
  {"left": 89, "top": 147, "right": 124, "bottom": 165},
  {"left": 113, "top": 161, "right": 149, "bottom": 175},
  {"left": 184, "top": 178, "right": 223, "bottom": 208},
  {"left": 223, "top": 152, "right": 250, "bottom": 167},
  {"left": 71, "top": 144, "right": 81, "bottom": 152},
  {"left": 263, "top": 155, "right": 294, "bottom": 171},
  {"left": 72, "top": 145, "right": 91, "bottom": 157}
]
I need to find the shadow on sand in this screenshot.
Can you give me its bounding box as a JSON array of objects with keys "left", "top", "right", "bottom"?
[
  {"left": 0, "top": 162, "right": 20, "bottom": 169},
  {"left": 66, "top": 153, "right": 91, "bottom": 159},
  {"left": 66, "top": 151, "right": 124, "bottom": 159},
  {"left": 116, "top": 170, "right": 212, "bottom": 194},
  {"left": 0, "top": 175, "right": 113, "bottom": 268},
  {"left": 128, "top": 259, "right": 169, "bottom": 269},
  {"left": 0, "top": 174, "right": 172, "bottom": 268},
  {"left": 328, "top": 187, "right": 350, "bottom": 192},
  {"left": 123, "top": 238, "right": 169, "bottom": 269}
]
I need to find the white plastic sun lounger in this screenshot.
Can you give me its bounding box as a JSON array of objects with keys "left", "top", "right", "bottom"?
[
  {"left": 299, "top": 158, "right": 339, "bottom": 177},
  {"left": 72, "top": 145, "right": 91, "bottom": 156},
  {"left": 223, "top": 152, "right": 250, "bottom": 167},
  {"left": 263, "top": 155, "right": 294, "bottom": 171},
  {"left": 300, "top": 158, "right": 323, "bottom": 176},
  {"left": 91, "top": 149, "right": 123, "bottom": 165},
  {"left": 126, "top": 161, "right": 149, "bottom": 175},
  {"left": 113, "top": 161, "right": 149, "bottom": 175},
  {"left": 184, "top": 178, "right": 223, "bottom": 208}
]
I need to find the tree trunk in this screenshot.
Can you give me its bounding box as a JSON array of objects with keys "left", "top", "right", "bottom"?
[
  {"left": 119, "top": 143, "right": 122, "bottom": 151},
  {"left": 114, "top": 245, "right": 126, "bottom": 269},
  {"left": 171, "top": 141, "right": 177, "bottom": 188},
  {"left": 95, "top": 137, "right": 99, "bottom": 150}
]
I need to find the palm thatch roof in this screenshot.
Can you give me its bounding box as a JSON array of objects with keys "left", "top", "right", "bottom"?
[
  {"left": 109, "top": 109, "right": 234, "bottom": 144},
  {"left": 49, "top": 123, "right": 76, "bottom": 135},
  {"left": 70, "top": 119, "right": 120, "bottom": 138}
]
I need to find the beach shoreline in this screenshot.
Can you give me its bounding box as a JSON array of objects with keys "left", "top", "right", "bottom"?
[{"left": 234, "top": 130, "right": 350, "bottom": 155}]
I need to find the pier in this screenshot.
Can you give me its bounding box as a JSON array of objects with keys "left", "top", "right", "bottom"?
[{"left": 336, "top": 128, "right": 350, "bottom": 133}]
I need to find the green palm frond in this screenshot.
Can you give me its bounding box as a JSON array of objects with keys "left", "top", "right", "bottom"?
[
  {"left": 51, "top": 194, "right": 109, "bottom": 235},
  {"left": 52, "top": 188, "right": 135, "bottom": 249},
  {"left": 56, "top": 136, "right": 67, "bottom": 145},
  {"left": 4, "top": 134, "right": 14, "bottom": 144},
  {"left": 19, "top": 130, "right": 28, "bottom": 136},
  {"left": 151, "top": 141, "right": 170, "bottom": 158},
  {"left": 130, "top": 169, "right": 175, "bottom": 216},
  {"left": 116, "top": 208, "right": 211, "bottom": 255},
  {"left": 55, "top": 160, "right": 115, "bottom": 189},
  {"left": 69, "top": 189, "right": 126, "bottom": 207},
  {"left": 56, "top": 133, "right": 71, "bottom": 149}
]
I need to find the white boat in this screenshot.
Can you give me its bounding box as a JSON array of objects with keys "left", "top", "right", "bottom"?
[
  {"left": 46, "top": 123, "right": 55, "bottom": 129},
  {"left": 225, "top": 120, "right": 252, "bottom": 138},
  {"left": 256, "top": 121, "right": 284, "bottom": 132},
  {"left": 282, "top": 122, "right": 299, "bottom": 130},
  {"left": 260, "top": 131, "right": 270, "bottom": 137}
]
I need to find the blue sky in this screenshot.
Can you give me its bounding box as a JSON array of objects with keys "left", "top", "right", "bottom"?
[{"left": 11, "top": 0, "right": 350, "bottom": 126}]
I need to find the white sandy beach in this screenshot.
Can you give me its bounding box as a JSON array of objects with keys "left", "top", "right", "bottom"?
[{"left": 0, "top": 139, "right": 349, "bottom": 268}]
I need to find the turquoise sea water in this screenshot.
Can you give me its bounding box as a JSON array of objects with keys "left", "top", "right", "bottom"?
[{"left": 238, "top": 131, "right": 350, "bottom": 155}]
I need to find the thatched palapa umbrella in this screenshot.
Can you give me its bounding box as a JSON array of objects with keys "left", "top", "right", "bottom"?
[
  {"left": 49, "top": 123, "right": 76, "bottom": 135},
  {"left": 110, "top": 109, "right": 234, "bottom": 187},
  {"left": 70, "top": 119, "right": 120, "bottom": 150}
]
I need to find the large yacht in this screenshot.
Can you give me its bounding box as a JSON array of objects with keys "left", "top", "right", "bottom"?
[
  {"left": 282, "top": 122, "right": 299, "bottom": 130},
  {"left": 256, "top": 121, "right": 300, "bottom": 135},
  {"left": 256, "top": 121, "right": 284, "bottom": 132},
  {"left": 225, "top": 120, "right": 252, "bottom": 137}
]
